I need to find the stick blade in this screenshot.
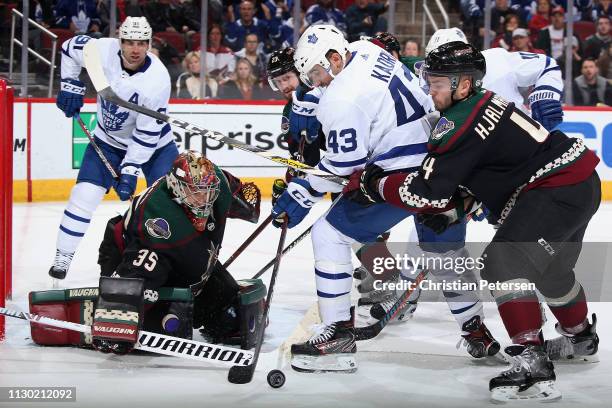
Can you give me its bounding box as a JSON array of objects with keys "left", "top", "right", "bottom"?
[
  {"left": 227, "top": 364, "right": 254, "bottom": 384},
  {"left": 83, "top": 40, "right": 111, "bottom": 91}
]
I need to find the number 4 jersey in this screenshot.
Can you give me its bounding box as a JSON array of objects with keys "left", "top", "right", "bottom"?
[{"left": 380, "top": 90, "right": 600, "bottom": 224}]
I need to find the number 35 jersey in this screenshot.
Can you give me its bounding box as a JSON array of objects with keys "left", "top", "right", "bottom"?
[
  {"left": 310, "top": 40, "right": 435, "bottom": 192},
  {"left": 381, "top": 91, "right": 600, "bottom": 224},
  {"left": 61, "top": 36, "right": 173, "bottom": 167}
]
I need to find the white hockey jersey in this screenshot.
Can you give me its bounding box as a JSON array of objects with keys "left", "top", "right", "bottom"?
[
  {"left": 481, "top": 48, "right": 563, "bottom": 111},
  {"left": 61, "top": 36, "right": 173, "bottom": 167},
  {"left": 309, "top": 40, "right": 435, "bottom": 192}
]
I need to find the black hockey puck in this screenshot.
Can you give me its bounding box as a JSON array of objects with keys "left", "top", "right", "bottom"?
[{"left": 267, "top": 369, "right": 285, "bottom": 388}]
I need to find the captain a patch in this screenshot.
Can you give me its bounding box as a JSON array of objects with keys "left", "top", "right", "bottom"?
[
  {"left": 431, "top": 117, "right": 455, "bottom": 140},
  {"left": 145, "top": 218, "right": 171, "bottom": 239}
]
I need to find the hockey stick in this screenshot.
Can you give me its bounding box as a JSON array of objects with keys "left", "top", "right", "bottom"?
[
  {"left": 355, "top": 268, "right": 428, "bottom": 341},
  {"left": 74, "top": 113, "right": 119, "bottom": 180},
  {"left": 250, "top": 225, "right": 311, "bottom": 279},
  {"left": 0, "top": 307, "right": 253, "bottom": 366},
  {"left": 223, "top": 214, "right": 273, "bottom": 269},
  {"left": 228, "top": 218, "right": 289, "bottom": 384},
  {"left": 82, "top": 41, "right": 347, "bottom": 186}
]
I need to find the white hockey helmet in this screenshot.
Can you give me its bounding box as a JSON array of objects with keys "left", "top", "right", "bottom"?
[
  {"left": 119, "top": 16, "right": 152, "bottom": 43},
  {"left": 294, "top": 24, "right": 349, "bottom": 87},
  {"left": 425, "top": 28, "right": 468, "bottom": 56}
]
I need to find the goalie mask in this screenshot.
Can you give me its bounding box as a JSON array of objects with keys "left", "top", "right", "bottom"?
[{"left": 166, "top": 151, "right": 220, "bottom": 222}]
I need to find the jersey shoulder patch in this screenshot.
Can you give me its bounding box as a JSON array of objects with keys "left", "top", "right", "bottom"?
[
  {"left": 138, "top": 180, "right": 199, "bottom": 246},
  {"left": 428, "top": 91, "right": 493, "bottom": 153}
]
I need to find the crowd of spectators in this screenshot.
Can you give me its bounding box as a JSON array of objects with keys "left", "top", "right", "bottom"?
[
  {"left": 459, "top": 0, "right": 611, "bottom": 105},
  {"left": 2, "top": 0, "right": 611, "bottom": 105}
]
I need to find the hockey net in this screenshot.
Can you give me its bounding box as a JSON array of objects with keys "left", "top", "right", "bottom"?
[{"left": 0, "top": 79, "right": 14, "bottom": 341}]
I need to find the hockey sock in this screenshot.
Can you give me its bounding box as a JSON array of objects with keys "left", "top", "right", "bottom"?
[
  {"left": 493, "top": 281, "right": 543, "bottom": 345},
  {"left": 546, "top": 281, "right": 588, "bottom": 334},
  {"left": 56, "top": 182, "right": 106, "bottom": 253}
]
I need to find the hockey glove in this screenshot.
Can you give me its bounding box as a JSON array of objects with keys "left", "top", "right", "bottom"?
[
  {"left": 271, "top": 178, "right": 324, "bottom": 228},
  {"left": 289, "top": 90, "right": 321, "bottom": 144},
  {"left": 344, "top": 164, "right": 386, "bottom": 206},
  {"left": 115, "top": 164, "right": 139, "bottom": 201},
  {"left": 271, "top": 178, "right": 288, "bottom": 206},
  {"left": 57, "top": 78, "right": 86, "bottom": 118},
  {"left": 416, "top": 213, "right": 453, "bottom": 235},
  {"left": 92, "top": 277, "right": 144, "bottom": 355},
  {"left": 529, "top": 91, "right": 563, "bottom": 131}
]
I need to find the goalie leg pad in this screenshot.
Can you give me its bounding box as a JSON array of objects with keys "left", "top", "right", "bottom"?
[{"left": 29, "top": 289, "right": 97, "bottom": 346}]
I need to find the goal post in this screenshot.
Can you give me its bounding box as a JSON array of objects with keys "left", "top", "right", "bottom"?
[{"left": 0, "top": 79, "right": 14, "bottom": 340}]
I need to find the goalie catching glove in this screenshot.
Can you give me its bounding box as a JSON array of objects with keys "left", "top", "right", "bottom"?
[{"left": 271, "top": 178, "right": 324, "bottom": 228}]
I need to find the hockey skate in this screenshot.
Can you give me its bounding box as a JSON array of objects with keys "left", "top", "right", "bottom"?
[
  {"left": 457, "top": 315, "right": 502, "bottom": 360},
  {"left": 369, "top": 285, "right": 420, "bottom": 323},
  {"left": 545, "top": 313, "right": 599, "bottom": 363},
  {"left": 490, "top": 344, "right": 561, "bottom": 403},
  {"left": 291, "top": 316, "right": 357, "bottom": 373},
  {"left": 48, "top": 249, "right": 74, "bottom": 280}
]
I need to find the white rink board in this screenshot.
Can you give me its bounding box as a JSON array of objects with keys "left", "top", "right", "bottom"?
[{"left": 10, "top": 102, "right": 612, "bottom": 182}]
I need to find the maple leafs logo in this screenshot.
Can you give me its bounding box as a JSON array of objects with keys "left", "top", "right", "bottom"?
[{"left": 101, "top": 99, "right": 129, "bottom": 132}]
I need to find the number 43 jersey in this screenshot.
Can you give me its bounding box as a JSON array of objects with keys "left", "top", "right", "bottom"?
[
  {"left": 309, "top": 40, "right": 435, "bottom": 192},
  {"left": 381, "top": 91, "right": 600, "bottom": 224}
]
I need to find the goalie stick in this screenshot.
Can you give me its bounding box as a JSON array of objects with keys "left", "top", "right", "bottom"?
[
  {"left": 82, "top": 41, "right": 347, "bottom": 186},
  {"left": 355, "top": 268, "right": 428, "bottom": 341},
  {"left": 228, "top": 218, "right": 289, "bottom": 384},
  {"left": 0, "top": 307, "right": 253, "bottom": 366}
]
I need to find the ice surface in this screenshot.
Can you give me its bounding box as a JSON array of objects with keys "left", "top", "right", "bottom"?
[{"left": 1, "top": 200, "right": 611, "bottom": 407}]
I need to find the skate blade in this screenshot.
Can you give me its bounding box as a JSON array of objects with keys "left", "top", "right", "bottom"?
[
  {"left": 490, "top": 381, "right": 561, "bottom": 404},
  {"left": 291, "top": 354, "right": 357, "bottom": 373}
]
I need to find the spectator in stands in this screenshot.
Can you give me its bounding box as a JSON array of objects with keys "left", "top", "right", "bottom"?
[
  {"left": 142, "top": 0, "right": 182, "bottom": 33},
  {"left": 537, "top": 6, "right": 581, "bottom": 58},
  {"left": 592, "top": 0, "right": 612, "bottom": 20},
  {"left": 492, "top": 12, "right": 522, "bottom": 49},
  {"left": 98, "top": 0, "right": 145, "bottom": 36},
  {"left": 402, "top": 38, "right": 421, "bottom": 57},
  {"left": 203, "top": 24, "right": 236, "bottom": 78},
  {"left": 55, "top": 0, "right": 102, "bottom": 37},
  {"left": 152, "top": 35, "right": 183, "bottom": 81},
  {"left": 218, "top": 57, "right": 265, "bottom": 99},
  {"left": 491, "top": 0, "right": 519, "bottom": 34},
  {"left": 510, "top": 27, "right": 546, "bottom": 53},
  {"left": 597, "top": 43, "right": 612, "bottom": 77},
  {"left": 345, "top": 0, "right": 389, "bottom": 42},
  {"left": 265, "top": 0, "right": 292, "bottom": 22},
  {"left": 176, "top": 51, "right": 216, "bottom": 98},
  {"left": 224, "top": 0, "right": 270, "bottom": 51},
  {"left": 585, "top": 15, "right": 611, "bottom": 58},
  {"left": 572, "top": 57, "right": 612, "bottom": 104},
  {"left": 552, "top": 0, "right": 594, "bottom": 21},
  {"left": 235, "top": 33, "right": 268, "bottom": 81},
  {"left": 557, "top": 36, "right": 584, "bottom": 78},
  {"left": 32, "top": 0, "right": 55, "bottom": 28},
  {"left": 529, "top": 0, "right": 552, "bottom": 41},
  {"left": 304, "top": 0, "right": 347, "bottom": 35}
]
